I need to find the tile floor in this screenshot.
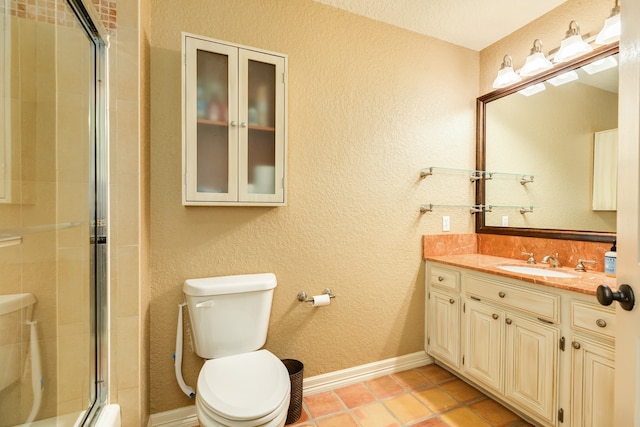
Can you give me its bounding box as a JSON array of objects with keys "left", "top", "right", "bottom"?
[{"left": 287, "top": 364, "right": 535, "bottom": 427}]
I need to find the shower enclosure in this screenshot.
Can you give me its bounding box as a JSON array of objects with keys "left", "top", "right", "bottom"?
[{"left": 0, "top": 0, "right": 109, "bottom": 425}]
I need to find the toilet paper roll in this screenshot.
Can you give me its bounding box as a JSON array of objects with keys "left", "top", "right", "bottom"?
[{"left": 312, "top": 294, "right": 331, "bottom": 307}]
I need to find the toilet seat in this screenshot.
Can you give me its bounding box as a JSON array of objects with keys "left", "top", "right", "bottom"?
[{"left": 196, "top": 349, "right": 291, "bottom": 425}]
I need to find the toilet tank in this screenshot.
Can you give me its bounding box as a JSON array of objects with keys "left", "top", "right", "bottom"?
[
  {"left": 0, "top": 293, "right": 36, "bottom": 391},
  {"left": 184, "top": 273, "right": 277, "bottom": 359}
]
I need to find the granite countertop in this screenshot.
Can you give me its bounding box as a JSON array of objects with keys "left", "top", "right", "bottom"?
[{"left": 425, "top": 253, "right": 616, "bottom": 296}]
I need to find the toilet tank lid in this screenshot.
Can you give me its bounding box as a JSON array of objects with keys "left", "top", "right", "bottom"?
[
  {"left": 0, "top": 293, "right": 36, "bottom": 316},
  {"left": 184, "top": 273, "right": 277, "bottom": 297}
]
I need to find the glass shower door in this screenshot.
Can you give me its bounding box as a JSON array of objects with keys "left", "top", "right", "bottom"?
[{"left": 0, "top": 0, "right": 107, "bottom": 425}]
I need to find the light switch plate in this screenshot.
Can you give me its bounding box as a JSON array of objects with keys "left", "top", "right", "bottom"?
[{"left": 502, "top": 216, "right": 509, "bottom": 226}]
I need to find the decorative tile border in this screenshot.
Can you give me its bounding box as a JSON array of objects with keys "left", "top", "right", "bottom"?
[{"left": 1, "top": 0, "right": 117, "bottom": 33}]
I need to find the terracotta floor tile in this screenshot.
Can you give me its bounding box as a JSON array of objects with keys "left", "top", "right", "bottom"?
[
  {"left": 470, "top": 398, "right": 522, "bottom": 427},
  {"left": 416, "top": 364, "right": 456, "bottom": 384},
  {"left": 410, "top": 418, "right": 450, "bottom": 427},
  {"left": 335, "top": 382, "right": 377, "bottom": 408},
  {"left": 304, "top": 391, "right": 344, "bottom": 418},
  {"left": 440, "top": 379, "right": 485, "bottom": 403},
  {"left": 288, "top": 405, "right": 311, "bottom": 425},
  {"left": 384, "top": 393, "right": 433, "bottom": 424},
  {"left": 392, "top": 369, "right": 433, "bottom": 391},
  {"left": 440, "top": 407, "right": 493, "bottom": 427},
  {"left": 315, "top": 412, "right": 359, "bottom": 427},
  {"left": 353, "top": 402, "right": 401, "bottom": 427},
  {"left": 413, "top": 387, "right": 460, "bottom": 413},
  {"left": 366, "top": 375, "right": 405, "bottom": 399}
]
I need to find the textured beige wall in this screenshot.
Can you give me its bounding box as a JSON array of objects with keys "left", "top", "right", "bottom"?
[
  {"left": 479, "top": 0, "right": 613, "bottom": 95},
  {"left": 149, "top": 0, "right": 478, "bottom": 414}
]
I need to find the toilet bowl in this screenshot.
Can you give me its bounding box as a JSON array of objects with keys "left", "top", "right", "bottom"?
[
  {"left": 182, "top": 274, "right": 291, "bottom": 427},
  {"left": 195, "top": 350, "right": 290, "bottom": 427}
]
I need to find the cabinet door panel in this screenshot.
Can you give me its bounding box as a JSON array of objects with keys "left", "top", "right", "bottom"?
[
  {"left": 465, "top": 299, "right": 504, "bottom": 392},
  {"left": 184, "top": 37, "right": 238, "bottom": 203},
  {"left": 238, "top": 49, "right": 286, "bottom": 203},
  {"left": 571, "top": 338, "right": 615, "bottom": 427},
  {"left": 428, "top": 290, "right": 460, "bottom": 368},
  {"left": 505, "top": 315, "right": 557, "bottom": 424}
]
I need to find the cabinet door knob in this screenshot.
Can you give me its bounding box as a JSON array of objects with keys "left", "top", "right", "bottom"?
[
  {"left": 240, "top": 122, "right": 248, "bottom": 128},
  {"left": 498, "top": 291, "right": 506, "bottom": 298},
  {"left": 596, "top": 319, "right": 607, "bottom": 328},
  {"left": 492, "top": 313, "right": 499, "bottom": 320},
  {"left": 230, "top": 121, "right": 238, "bottom": 127},
  {"left": 438, "top": 276, "right": 445, "bottom": 281},
  {"left": 449, "top": 298, "right": 455, "bottom": 304},
  {"left": 505, "top": 318, "right": 512, "bottom": 325},
  {"left": 572, "top": 341, "right": 581, "bottom": 349}
]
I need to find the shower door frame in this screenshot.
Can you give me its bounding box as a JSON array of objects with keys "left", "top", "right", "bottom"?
[{"left": 64, "top": 0, "right": 110, "bottom": 424}]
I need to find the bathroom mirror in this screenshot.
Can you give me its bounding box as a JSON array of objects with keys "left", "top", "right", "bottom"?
[{"left": 476, "top": 43, "right": 619, "bottom": 242}]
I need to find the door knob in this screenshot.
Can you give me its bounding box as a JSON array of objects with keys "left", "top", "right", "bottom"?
[{"left": 596, "top": 284, "right": 635, "bottom": 311}]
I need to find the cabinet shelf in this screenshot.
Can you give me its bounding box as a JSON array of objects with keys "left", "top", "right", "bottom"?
[{"left": 197, "top": 119, "right": 276, "bottom": 132}]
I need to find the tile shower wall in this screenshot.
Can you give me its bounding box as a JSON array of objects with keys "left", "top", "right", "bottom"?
[{"left": 2, "top": 1, "right": 148, "bottom": 425}]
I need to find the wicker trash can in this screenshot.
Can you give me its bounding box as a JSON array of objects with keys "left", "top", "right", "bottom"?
[{"left": 282, "top": 359, "right": 304, "bottom": 424}]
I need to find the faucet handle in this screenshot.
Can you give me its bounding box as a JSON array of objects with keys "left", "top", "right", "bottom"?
[
  {"left": 575, "top": 259, "right": 597, "bottom": 272},
  {"left": 521, "top": 251, "right": 536, "bottom": 264}
]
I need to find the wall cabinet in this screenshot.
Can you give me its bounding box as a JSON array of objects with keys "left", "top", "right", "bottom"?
[
  {"left": 182, "top": 33, "right": 288, "bottom": 206},
  {"left": 426, "top": 261, "right": 614, "bottom": 427}
]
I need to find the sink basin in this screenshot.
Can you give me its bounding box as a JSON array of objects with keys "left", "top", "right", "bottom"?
[{"left": 496, "top": 265, "right": 577, "bottom": 278}]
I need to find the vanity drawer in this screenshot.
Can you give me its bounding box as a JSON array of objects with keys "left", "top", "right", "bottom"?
[
  {"left": 466, "top": 275, "right": 559, "bottom": 323},
  {"left": 428, "top": 265, "right": 460, "bottom": 291},
  {"left": 571, "top": 301, "right": 615, "bottom": 340}
]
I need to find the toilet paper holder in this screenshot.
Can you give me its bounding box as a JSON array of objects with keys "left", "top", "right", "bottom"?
[{"left": 297, "top": 288, "right": 336, "bottom": 303}]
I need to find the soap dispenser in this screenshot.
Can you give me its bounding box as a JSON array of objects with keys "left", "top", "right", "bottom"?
[{"left": 604, "top": 241, "right": 617, "bottom": 277}]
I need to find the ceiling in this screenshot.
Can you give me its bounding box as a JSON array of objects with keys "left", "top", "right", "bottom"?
[{"left": 312, "top": 0, "right": 567, "bottom": 51}]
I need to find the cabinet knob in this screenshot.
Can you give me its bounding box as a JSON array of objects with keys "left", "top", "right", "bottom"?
[
  {"left": 240, "top": 122, "right": 248, "bottom": 128},
  {"left": 230, "top": 121, "right": 238, "bottom": 127},
  {"left": 438, "top": 276, "right": 445, "bottom": 282},
  {"left": 492, "top": 313, "right": 499, "bottom": 320},
  {"left": 498, "top": 291, "right": 506, "bottom": 298},
  {"left": 449, "top": 298, "right": 455, "bottom": 304},
  {"left": 596, "top": 319, "right": 607, "bottom": 328},
  {"left": 572, "top": 341, "right": 581, "bottom": 350},
  {"left": 505, "top": 318, "right": 512, "bottom": 325}
]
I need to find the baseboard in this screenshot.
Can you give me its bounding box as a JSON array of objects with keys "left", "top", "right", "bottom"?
[
  {"left": 148, "top": 351, "right": 433, "bottom": 427},
  {"left": 301, "top": 350, "right": 433, "bottom": 395}
]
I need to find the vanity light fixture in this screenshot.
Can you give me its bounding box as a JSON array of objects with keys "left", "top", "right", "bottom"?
[
  {"left": 582, "top": 56, "right": 618, "bottom": 75},
  {"left": 518, "top": 82, "right": 546, "bottom": 96},
  {"left": 548, "top": 70, "right": 579, "bottom": 86},
  {"left": 596, "top": 0, "right": 621, "bottom": 45},
  {"left": 553, "top": 21, "right": 593, "bottom": 63},
  {"left": 492, "top": 55, "right": 522, "bottom": 89},
  {"left": 519, "top": 39, "right": 553, "bottom": 77}
]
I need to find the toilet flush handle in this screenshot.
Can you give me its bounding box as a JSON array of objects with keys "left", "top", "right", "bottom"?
[{"left": 196, "top": 300, "right": 215, "bottom": 308}]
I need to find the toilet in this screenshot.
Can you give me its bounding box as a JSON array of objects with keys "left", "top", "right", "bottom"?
[{"left": 183, "top": 273, "right": 291, "bottom": 427}]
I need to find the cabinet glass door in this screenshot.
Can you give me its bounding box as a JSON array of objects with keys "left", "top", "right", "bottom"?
[
  {"left": 184, "top": 38, "right": 238, "bottom": 202},
  {"left": 238, "top": 50, "right": 285, "bottom": 203}
]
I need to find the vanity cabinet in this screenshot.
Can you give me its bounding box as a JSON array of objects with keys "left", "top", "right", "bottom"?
[
  {"left": 426, "top": 265, "right": 461, "bottom": 369},
  {"left": 182, "top": 33, "right": 287, "bottom": 206},
  {"left": 425, "top": 260, "right": 614, "bottom": 427},
  {"left": 464, "top": 276, "right": 559, "bottom": 425},
  {"left": 569, "top": 301, "right": 615, "bottom": 427}
]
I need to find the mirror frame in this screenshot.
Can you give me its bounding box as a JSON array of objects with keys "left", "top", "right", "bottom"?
[{"left": 476, "top": 43, "right": 619, "bottom": 243}]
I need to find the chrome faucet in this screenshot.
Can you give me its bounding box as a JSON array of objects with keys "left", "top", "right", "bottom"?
[{"left": 541, "top": 253, "right": 562, "bottom": 268}]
